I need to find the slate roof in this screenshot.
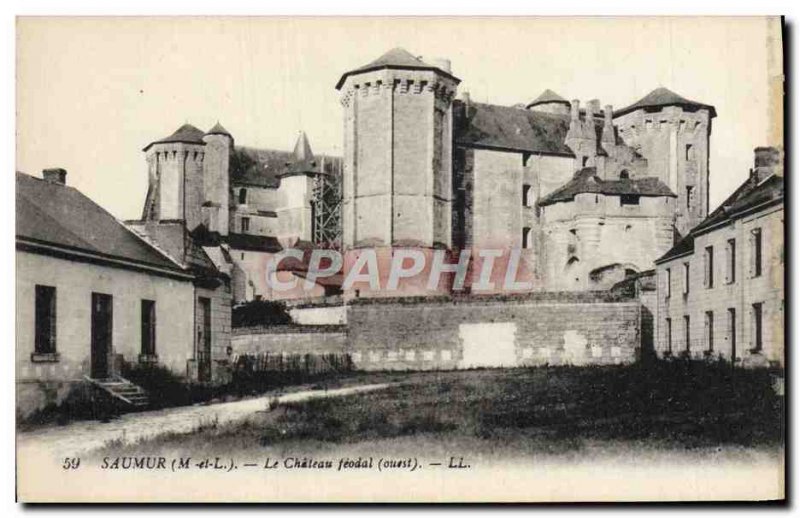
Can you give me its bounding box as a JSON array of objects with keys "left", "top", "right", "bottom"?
[
  {"left": 454, "top": 100, "right": 595, "bottom": 156},
  {"left": 526, "top": 89, "right": 570, "bottom": 109},
  {"left": 538, "top": 167, "right": 676, "bottom": 206},
  {"left": 336, "top": 47, "right": 460, "bottom": 89},
  {"left": 16, "top": 172, "right": 185, "bottom": 274},
  {"left": 206, "top": 122, "right": 232, "bottom": 137},
  {"left": 143, "top": 123, "right": 206, "bottom": 151},
  {"left": 614, "top": 87, "right": 717, "bottom": 118},
  {"left": 656, "top": 173, "right": 784, "bottom": 264},
  {"left": 232, "top": 146, "right": 342, "bottom": 188},
  {"left": 283, "top": 132, "right": 321, "bottom": 176}
]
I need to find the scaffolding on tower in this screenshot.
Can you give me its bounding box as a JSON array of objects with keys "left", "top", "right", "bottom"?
[{"left": 312, "top": 155, "right": 343, "bottom": 249}]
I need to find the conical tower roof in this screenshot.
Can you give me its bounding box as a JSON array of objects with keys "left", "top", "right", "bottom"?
[
  {"left": 206, "top": 121, "right": 232, "bottom": 138},
  {"left": 526, "top": 89, "right": 570, "bottom": 109},
  {"left": 143, "top": 123, "right": 206, "bottom": 151},
  {"left": 336, "top": 47, "right": 460, "bottom": 89},
  {"left": 615, "top": 87, "right": 716, "bottom": 118},
  {"left": 283, "top": 131, "right": 320, "bottom": 176}
]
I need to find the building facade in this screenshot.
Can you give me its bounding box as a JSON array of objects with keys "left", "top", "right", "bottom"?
[
  {"left": 654, "top": 147, "right": 784, "bottom": 366},
  {"left": 16, "top": 170, "right": 231, "bottom": 417}
]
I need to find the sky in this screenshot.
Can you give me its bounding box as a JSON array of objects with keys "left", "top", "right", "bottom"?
[{"left": 17, "top": 16, "right": 780, "bottom": 220}]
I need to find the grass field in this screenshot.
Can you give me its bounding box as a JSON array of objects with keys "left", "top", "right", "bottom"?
[{"left": 90, "top": 361, "right": 783, "bottom": 461}]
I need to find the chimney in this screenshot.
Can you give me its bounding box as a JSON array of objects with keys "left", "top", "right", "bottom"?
[
  {"left": 604, "top": 105, "right": 614, "bottom": 127},
  {"left": 570, "top": 99, "right": 580, "bottom": 121},
  {"left": 42, "top": 168, "right": 67, "bottom": 185},
  {"left": 752, "top": 146, "right": 784, "bottom": 183},
  {"left": 586, "top": 99, "right": 600, "bottom": 121},
  {"left": 601, "top": 105, "right": 615, "bottom": 144}
]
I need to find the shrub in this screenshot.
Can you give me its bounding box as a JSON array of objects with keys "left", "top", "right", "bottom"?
[{"left": 232, "top": 300, "right": 293, "bottom": 328}]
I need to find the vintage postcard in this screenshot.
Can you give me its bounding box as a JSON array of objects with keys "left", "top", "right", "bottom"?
[{"left": 15, "top": 16, "right": 785, "bottom": 503}]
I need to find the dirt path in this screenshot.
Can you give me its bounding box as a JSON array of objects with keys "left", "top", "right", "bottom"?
[{"left": 17, "top": 383, "right": 393, "bottom": 458}]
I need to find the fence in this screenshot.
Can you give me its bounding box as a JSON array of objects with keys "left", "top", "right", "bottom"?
[{"left": 230, "top": 352, "right": 354, "bottom": 393}]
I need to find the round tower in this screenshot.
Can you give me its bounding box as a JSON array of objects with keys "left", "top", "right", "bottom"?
[
  {"left": 202, "top": 122, "right": 233, "bottom": 236},
  {"left": 336, "top": 48, "right": 460, "bottom": 297},
  {"left": 143, "top": 124, "right": 206, "bottom": 230}
]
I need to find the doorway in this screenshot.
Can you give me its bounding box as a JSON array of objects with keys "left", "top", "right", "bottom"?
[{"left": 91, "top": 292, "right": 113, "bottom": 379}]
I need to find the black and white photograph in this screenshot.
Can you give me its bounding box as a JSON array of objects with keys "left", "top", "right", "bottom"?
[{"left": 12, "top": 14, "right": 785, "bottom": 503}]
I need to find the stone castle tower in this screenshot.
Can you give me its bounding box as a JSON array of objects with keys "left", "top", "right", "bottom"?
[
  {"left": 612, "top": 88, "right": 716, "bottom": 237},
  {"left": 142, "top": 124, "right": 207, "bottom": 230},
  {"left": 202, "top": 122, "right": 233, "bottom": 236},
  {"left": 276, "top": 131, "right": 323, "bottom": 242},
  {"left": 336, "top": 48, "right": 460, "bottom": 250}
]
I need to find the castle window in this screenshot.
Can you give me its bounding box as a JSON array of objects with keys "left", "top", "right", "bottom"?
[
  {"left": 684, "top": 315, "right": 691, "bottom": 352},
  {"left": 705, "top": 311, "right": 714, "bottom": 352},
  {"left": 582, "top": 157, "right": 589, "bottom": 167},
  {"left": 241, "top": 217, "right": 250, "bottom": 233},
  {"left": 522, "top": 227, "right": 532, "bottom": 249},
  {"left": 728, "top": 308, "right": 737, "bottom": 358},
  {"left": 726, "top": 239, "right": 736, "bottom": 284},
  {"left": 683, "top": 262, "right": 690, "bottom": 295},
  {"left": 666, "top": 317, "right": 673, "bottom": 354},
  {"left": 619, "top": 170, "right": 630, "bottom": 180},
  {"left": 750, "top": 228, "right": 763, "bottom": 277},
  {"left": 751, "top": 302, "right": 763, "bottom": 352},
  {"left": 34, "top": 285, "right": 57, "bottom": 356},
  {"left": 141, "top": 300, "right": 156, "bottom": 358},
  {"left": 704, "top": 246, "right": 714, "bottom": 288},
  {"left": 686, "top": 186, "right": 694, "bottom": 209},
  {"left": 239, "top": 188, "right": 247, "bottom": 204},
  {"left": 620, "top": 194, "right": 639, "bottom": 206},
  {"left": 685, "top": 144, "right": 695, "bottom": 161},
  {"left": 665, "top": 268, "right": 671, "bottom": 298},
  {"left": 522, "top": 184, "right": 532, "bottom": 207},
  {"left": 645, "top": 120, "right": 653, "bottom": 130}
]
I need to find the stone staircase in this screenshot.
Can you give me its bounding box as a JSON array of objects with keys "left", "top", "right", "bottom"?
[{"left": 84, "top": 375, "right": 149, "bottom": 409}]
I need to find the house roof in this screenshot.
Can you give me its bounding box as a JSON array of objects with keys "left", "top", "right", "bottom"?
[
  {"left": 336, "top": 47, "right": 460, "bottom": 89},
  {"left": 656, "top": 173, "right": 784, "bottom": 264},
  {"left": 614, "top": 87, "right": 717, "bottom": 118},
  {"left": 283, "top": 132, "right": 321, "bottom": 177},
  {"left": 143, "top": 123, "right": 206, "bottom": 151},
  {"left": 206, "top": 122, "right": 232, "bottom": 138},
  {"left": 16, "top": 172, "right": 185, "bottom": 274},
  {"left": 526, "top": 89, "right": 570, "bottom": 109},
  {"left": 538, "top": 167, "right": 676, "bottom": 206},
  {"left": 454, "top": 100, "right": 593, "bottom": 156}
]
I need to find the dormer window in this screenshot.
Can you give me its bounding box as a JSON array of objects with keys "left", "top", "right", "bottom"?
[{"left": 619, "top": 170, "right": 630, "bottom": 180}]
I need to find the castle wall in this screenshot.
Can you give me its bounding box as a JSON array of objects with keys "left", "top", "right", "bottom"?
[
  {"left": 229, "top": 295, "right": 641, "bottom": 370},
  {"left": 540, "top": 194, "right": 675, "bottom": 290},
  {"left": 346, "top": 295, "right": 640, "bottom": 369},
  {"left": 202, "top": 135, "right": 231, "bottom": 235},
  {"left": 230, "top": 185, "right": 281, "bottom": 236},
  {"left": 148, "top": 143, "right": 205, "bottom": 230},
  {"left": 341, "top": 69, "right": 457, "bottom": 249},
  {"left": 471, "top": 148, "right": 524, "bottom": 249},
  {"left": 614, "top": 106, "right": 711, "bottom": 235}
]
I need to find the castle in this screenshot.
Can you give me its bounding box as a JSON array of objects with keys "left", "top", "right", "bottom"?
[{"left": 131, "top": 47, "right": 716, "bottom": 301}]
